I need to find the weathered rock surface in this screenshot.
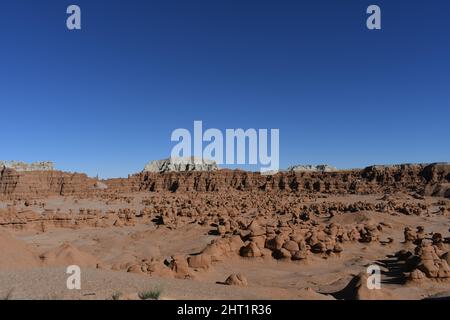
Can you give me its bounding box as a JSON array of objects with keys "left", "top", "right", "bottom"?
[
  {"left": 224, "top": 274, "right": 248, "bottom": 286},
  {"left": 109, "top": 163, "right": 450, "bottom": 197},
  {"left": 1, "top": 163, "right": 449, "bottom": 198},
  {"left": 413, "top": 241, "right": 450, "bottom": 280},
  {"left": 0, "top": 161, "right": 54, "bottom": 172},
  {"left": 0, "top": 168, "right": 97, "bottom": 198},
  {"left": 143, "top": 157, "right": 218, "bottom": 173},
  {"left": 287, "top": 164, "right": 338, "bottom": 172}
]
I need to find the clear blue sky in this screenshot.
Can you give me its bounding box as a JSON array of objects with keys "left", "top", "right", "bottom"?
[{"left": 1, "top": 0, "right": 449, "bottom": 178}]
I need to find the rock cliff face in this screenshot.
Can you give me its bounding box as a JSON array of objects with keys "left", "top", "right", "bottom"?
[
  {"left": 0, "top": 161, "right": 54, "bottom": 171},
  {"left": 0, "top": 168, "right": 97, "bottom": 198},
  {"left": 0, "top": 163, "right": 448, "bottom": 198},
  {"left": 143, "top": 157, "right": 218, "bottom": 173},
  {"left": 361, "top": 163, "right": 450, "bottom": 197},
  {"left": 107, "top": 163, "right": 450, "bottom": 196},
  {"left": 287, "top": 164, "right": 338, "bottom": 172}
]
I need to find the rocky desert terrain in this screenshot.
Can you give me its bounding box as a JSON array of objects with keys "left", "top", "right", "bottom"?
[{"left": 0, "top": 161, "right": 449, "bottom": 300}]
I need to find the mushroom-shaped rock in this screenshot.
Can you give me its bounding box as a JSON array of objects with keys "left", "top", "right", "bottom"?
[
  {"left": 282, "top": 240, "right": 299, "bottom": 253},
  {"left": 247, "top": 220, "right": 265, "bottom": 237},
  {"left": 240, "top": 242, "right": 262, "bottom": 258},
  {"left": 169, "top": 255, "right": 190, "bottom": 279},
  {"left": 224, "top": 273, "right": 248, "bottom": 286}
]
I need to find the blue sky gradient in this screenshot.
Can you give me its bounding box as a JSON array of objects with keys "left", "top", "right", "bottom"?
[{"left": 0, "top": 0, "right": 449, "bottom": 177}]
